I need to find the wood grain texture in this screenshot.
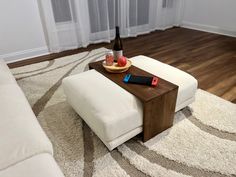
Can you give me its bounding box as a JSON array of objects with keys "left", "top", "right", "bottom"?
[
  {"left": 89, "top": 60, "right": 178, "bottom": 102},
  {"left": 89, "top": 60, "right": 178, "bottom": 141},
  {"left": 143, "top": 87, "right": 178, "bottom": 141},
  {"left": 8, "top": 27, "right": 236, "bottom": 103}
]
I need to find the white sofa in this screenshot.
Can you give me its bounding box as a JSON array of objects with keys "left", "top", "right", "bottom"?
[
  {"left": 63, "top": 55, "right": 198, "bottom": 150},
  {"left": 0, "top": 59, "right": 64, "bottom": 177}
]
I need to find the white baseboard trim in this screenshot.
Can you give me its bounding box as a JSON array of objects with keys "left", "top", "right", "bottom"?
[
  {"left": 181, "top": 21, "right": 236, "bottom": 38},
  {"left": 1, "top": 47, "right": 49, "bottom": 64}
]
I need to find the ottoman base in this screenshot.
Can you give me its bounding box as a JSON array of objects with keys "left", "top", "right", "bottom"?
[{"left": 100, "top": 126, "right": 142, "bottom": 151}]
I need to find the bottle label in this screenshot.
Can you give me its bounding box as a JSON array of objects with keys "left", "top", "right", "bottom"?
[{"left": 113, "top": 50, "right": 123, "bottom": 61}]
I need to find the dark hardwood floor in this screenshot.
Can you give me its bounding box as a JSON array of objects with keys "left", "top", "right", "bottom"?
[{"left": 8, "top": 27, "right": 236, "bottom": 103}]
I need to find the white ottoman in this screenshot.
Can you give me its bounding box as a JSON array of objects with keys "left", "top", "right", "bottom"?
[
  {"left": 62, "top": 70, "right": 143, "bottom": 151},
  {"left": 129, "top": 56, "right": 198, "bottom": 111},
  {"left": 62, "top": 56, "right": 197, "bottom": 150}
]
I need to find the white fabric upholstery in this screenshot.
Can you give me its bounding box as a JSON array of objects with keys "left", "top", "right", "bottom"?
[
  {"left": 0, "top": 59, "right": 64, "bottom": 176},
  {"left": 0, "top": 154, "right": 64, "bottom": 177},
  {"left": 103, "top": 127, "right": 142, "bottom": 151},
  {"left": 129, "top": 55, "right": 198, "bottom": 111},
  {"left": 62, "top": 70, "right": 143, "bottom": 147},
  {"left": 0, "top": 84, "right": 53, "bottom": 170},
  {"left": 0, "top": 59, "right": 16, "bottom": 85}
]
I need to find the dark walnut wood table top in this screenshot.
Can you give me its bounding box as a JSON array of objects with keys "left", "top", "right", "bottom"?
[
  {"left": 89, "top": 60, "right": 178, "bottom": 141},
  {"left": 89, "top": 60, "right": 177, "bottom": 102}
]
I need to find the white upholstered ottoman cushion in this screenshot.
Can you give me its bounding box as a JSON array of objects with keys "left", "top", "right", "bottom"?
[
  {"left": 129, "top": 55, "right": 198, "bottom": 111},
  {"left": 62, "top": 70, "right": 143, "bottom": 146}
]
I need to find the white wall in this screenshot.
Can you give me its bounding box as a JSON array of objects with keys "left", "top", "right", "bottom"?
[
  {"left": 181, "top": 0, "right": 236, "bottom": 37},
  {"left": 0, "top": 0, "right": 49, "bottom": 63}
]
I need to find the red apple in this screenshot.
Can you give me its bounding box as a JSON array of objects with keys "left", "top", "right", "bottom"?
[{"left": 117, "top": 56, "right": 127, "bottom": 67}]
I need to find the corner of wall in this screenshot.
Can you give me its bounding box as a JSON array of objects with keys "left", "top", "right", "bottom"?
[{"left": 181, "top": 21, "right": 236, "bottom": 38}]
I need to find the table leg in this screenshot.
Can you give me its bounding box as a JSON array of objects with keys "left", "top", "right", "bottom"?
[{"left": 143, "top": 87, "right": 178, "bottom": 141}]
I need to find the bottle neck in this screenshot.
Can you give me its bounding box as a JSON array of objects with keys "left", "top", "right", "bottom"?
[{"left": 115, "top": 26, "right": 120, "bottom": 37}]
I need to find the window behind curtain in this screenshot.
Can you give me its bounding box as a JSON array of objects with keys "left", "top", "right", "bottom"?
[
  {"left": 162, "top": 0, "right": 174, "bottom": 8},
  {"left": 51, "top": 0, "right": 151, "bottom": 32},
  {"left": 51, "top": 0, "right": 72, "bottom": 23}
]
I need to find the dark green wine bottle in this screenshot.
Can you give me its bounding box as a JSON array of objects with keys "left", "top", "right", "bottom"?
[{"left": 113, "top": 26, "right": 123, "bottom": 62}]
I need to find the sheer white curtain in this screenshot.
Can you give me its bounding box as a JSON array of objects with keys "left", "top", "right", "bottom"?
[{"left": 38, "top": 0, "right": 181, "bottom": 52}]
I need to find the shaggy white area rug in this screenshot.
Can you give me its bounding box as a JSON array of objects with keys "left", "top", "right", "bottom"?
[
  {"left": 190, "top": 90, "right": 236, "bottom": 133},
  {"left": 12, "top": 48, "right": 236, "bottom": 177}
]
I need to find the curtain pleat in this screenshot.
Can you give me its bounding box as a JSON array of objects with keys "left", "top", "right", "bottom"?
[{"left": 39, "top": 0, "right": 180, "bottom": 52}]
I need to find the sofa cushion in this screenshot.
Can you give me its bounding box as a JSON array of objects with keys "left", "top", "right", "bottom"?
[
  {"left": 0, "top": 84, "right": 53, "bottom": 170},
  {"left": 0, "top": 153, "right": 64, "bottom": 177},
  {"left": 62, "top": 69, "right": 143, "bottom": 142},
  {"left": 0, "top": 59, "right": 17, "bottom": 85},
  {"left": 129, "top": 55, "right": 198, "bottom": 111}
]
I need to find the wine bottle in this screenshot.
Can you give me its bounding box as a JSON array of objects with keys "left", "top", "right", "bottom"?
[{"left": 113, "top": 26, "right": 123, "bottom": 62}]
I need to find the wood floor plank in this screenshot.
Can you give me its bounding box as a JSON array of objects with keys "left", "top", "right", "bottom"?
[{"left": 8, "top": 27, "right": 236, "bottom": 102}]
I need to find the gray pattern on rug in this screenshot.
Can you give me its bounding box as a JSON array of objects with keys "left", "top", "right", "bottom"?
[{"left": 11, "top": 48, "right": 236, "bottom": 177}]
